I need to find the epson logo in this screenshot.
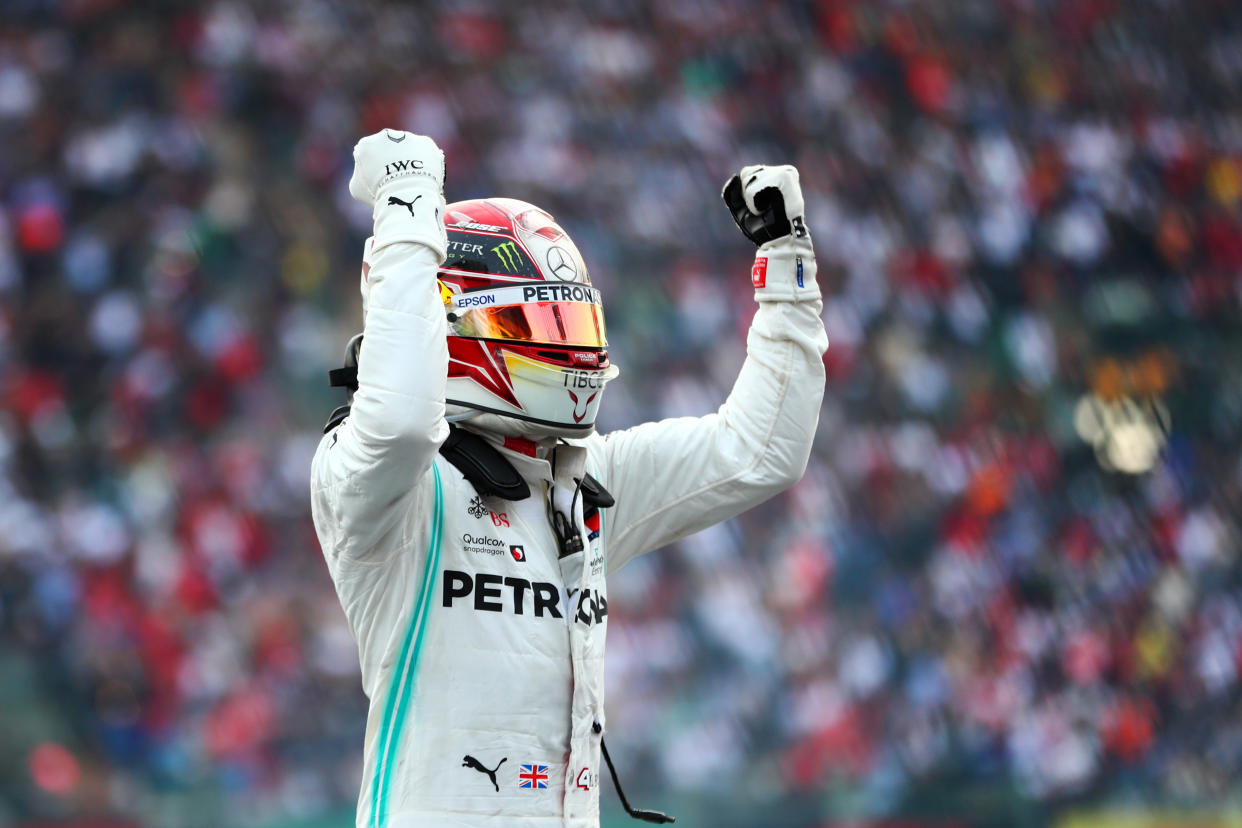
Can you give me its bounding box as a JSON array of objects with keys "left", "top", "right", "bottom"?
[
  {"left": 521, "top": 284, "right": 599, "bottom": 304},
  {"left": 456, "top": 294, "right": 495, "bottom": 308}
]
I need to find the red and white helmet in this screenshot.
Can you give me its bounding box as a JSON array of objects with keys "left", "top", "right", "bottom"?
[{"left": 425, "top": 197, "right": 617, "bottom": 434}]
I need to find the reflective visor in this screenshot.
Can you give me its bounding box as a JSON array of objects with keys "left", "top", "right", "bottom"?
[{"left": 446, "top": 283, "right": 607, "bottom": 348}]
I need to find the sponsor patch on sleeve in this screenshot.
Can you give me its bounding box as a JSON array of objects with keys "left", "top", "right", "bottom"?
[{"left": 751, "top": 257, "right": 768, "bottom": 289}]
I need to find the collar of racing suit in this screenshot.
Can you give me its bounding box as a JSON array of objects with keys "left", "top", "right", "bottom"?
[
  {"left": 457, "top": 426, "right": 614, "bottom": 563},
  {"left": 471, "top": 427, "right": 586, "bottom": 559},
  {"left": 465, "top": 426, "right": 557, "bottom": 482}
]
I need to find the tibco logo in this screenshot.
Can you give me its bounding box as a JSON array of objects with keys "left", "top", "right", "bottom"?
[{"left": 563, "top": 370, "right": 604, "bottom": 390}]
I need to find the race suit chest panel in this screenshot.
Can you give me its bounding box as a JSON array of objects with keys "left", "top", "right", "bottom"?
[{"left": 441, "top": 485, "right": 583, "bottom": 626}]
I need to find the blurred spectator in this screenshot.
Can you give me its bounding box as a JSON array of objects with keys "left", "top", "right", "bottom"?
[{"left": 1, "top": 0, "right": 1241, "bottom": 825}]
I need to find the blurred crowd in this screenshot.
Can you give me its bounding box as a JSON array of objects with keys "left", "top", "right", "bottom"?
[{"left": 2, "top": 0, "right": 1242, "bottom": 825}]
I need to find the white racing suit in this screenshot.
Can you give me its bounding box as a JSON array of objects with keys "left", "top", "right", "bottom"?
[{"left": 310, "top": 238, "right": 827, "bottom": 828}]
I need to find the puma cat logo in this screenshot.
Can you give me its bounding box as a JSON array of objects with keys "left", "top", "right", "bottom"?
[
  {"left": 462, "top": 755, "right": 507, "bottom": 792},
  {"left": 387, "top": 194, "right": 422, "bottom": 217}
]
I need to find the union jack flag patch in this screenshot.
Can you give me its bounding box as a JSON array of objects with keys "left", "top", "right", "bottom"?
[
  {"left": 585, "top": 510, "right": 601, "bottom": 542},
  {"left": 518, "top": 763, "right": 549, "bottom": 790}
]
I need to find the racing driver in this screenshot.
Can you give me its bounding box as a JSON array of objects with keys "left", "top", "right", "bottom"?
[{"left": 310, "top": 129, "right": 828, "bottom": 828}]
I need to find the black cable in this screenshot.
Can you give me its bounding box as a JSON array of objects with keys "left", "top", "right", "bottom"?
[
  {"left": 550, "top": 474, "right": 585, "bottom": 558},
  {"left": 599, "top": 733, "right": 675, "bottom": 824}
]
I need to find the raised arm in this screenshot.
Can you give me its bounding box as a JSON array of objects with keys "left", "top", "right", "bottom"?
[
  {"left": 591, "top": 165, "right": 828, "bottom": 572},
  {"left": 310, "top": 130, "right": 449, "bottom": 560}
]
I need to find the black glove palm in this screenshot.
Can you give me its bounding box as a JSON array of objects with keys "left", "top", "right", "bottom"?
[
  {"left": 722, "top": 164, "right": 810, "bottom": 247},
  {"left": 722, "top": 173, "right": 793, "bottom": 247}
]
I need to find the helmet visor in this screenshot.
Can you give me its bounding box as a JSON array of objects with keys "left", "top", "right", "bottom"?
[{"left": 446, "top": 283, "right": 607, "bottom": 348}]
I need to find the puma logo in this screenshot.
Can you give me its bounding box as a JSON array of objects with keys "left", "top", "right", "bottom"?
[
  {"left": 462, "top": 755, "right": 506, "bottom": 792},
  {"left": 387, "top": 194, "right": 422, "bottom": 217}
]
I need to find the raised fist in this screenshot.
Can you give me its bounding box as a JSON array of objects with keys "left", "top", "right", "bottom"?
[
  {"left": 721, "top": 164, "right": 808, "bottom": 248},
  {"left": 349, "top": 129, "right": 447, "bottom": 261},
  {"left": 348, "top": 129, "right": 445, "bottom": 209},
  {"left": 722, "top": 165, "right": 817, "bottom": 302}
]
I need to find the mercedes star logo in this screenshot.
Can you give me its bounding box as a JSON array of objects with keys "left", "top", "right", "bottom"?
[{"left": 545, "top": 246, "right": 578, "bottom": 282}]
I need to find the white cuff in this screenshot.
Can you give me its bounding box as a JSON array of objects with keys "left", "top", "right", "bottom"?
[
  {"left": 751, "top": 235, "right": 820, "bottom": 303},
  {"left": 371, "top": 186, "right": 448, "bottom": 262}
]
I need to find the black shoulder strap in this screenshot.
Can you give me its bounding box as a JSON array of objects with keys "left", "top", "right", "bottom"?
[
  {"left": 323, "top": 404, "right": 352, "bottom": 434},
  {"left": 439, "top": 425, "right": 531, "bottom": 501},
  {"left": 322, "top": 409, "right": 614, "bottom": 507},
  {"left": 580, "top": 473, "right": 615, "bottom": 509},
  {"left": 329, "top": 366, "right": 358, "bottom": 390},
  {"left": 324, "top": 410, "right": 530, "bottom": 499}
]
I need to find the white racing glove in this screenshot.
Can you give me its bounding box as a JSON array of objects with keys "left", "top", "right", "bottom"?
[
  {"left": 349, "top": 129, "right": 447, "bottom": 261},
  {"left": 722, "top": 164, "right": 820, "bottom": 303}
]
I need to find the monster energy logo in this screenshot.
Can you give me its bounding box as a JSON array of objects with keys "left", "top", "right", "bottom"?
[{"left": 492, "top": 241, "right": 521, "bottom": 273}]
